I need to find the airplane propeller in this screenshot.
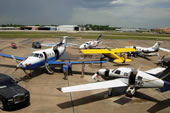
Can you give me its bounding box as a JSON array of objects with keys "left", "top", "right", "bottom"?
[
  {"left": 11, "top": 55, "right": 19, "bottom": 64},
  {"left": 157, "top": 55, "right": 165, "bottom": 66}
]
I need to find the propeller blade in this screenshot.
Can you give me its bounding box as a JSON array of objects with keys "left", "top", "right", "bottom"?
[
  {"left": 11, "top": 55, "right": 19, "bottom": 64},
  {"left": 12, "top": 67, "right": 18, "bottom": 74},
  {"left": 161, "top": 56, "right": 165, "bottom": 60}
]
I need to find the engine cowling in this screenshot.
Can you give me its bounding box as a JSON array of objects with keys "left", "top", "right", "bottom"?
[{"left": 126, "top": 68, "right": 138, "bottom": 97}]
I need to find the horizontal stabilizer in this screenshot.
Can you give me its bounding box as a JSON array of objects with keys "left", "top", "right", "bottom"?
[
  {"left": 57, "top": 79, "right": 127, "bottom": 93},
  {"left": 0, "top": 53, "right": 25, "bottom": 61},
  {"left": 158, "top": 81, "right": 170, "bottom": 92},
  {"left": 160, "top": 47, "right": 170, "bottom": 53}
]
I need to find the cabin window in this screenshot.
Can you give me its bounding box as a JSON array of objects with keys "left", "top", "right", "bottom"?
[{"left": 115, "top": 70, "right": 121, "bottom": 74}]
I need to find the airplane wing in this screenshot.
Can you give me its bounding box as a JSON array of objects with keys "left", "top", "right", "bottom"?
[
  {"left": 160, "top": 47, "right": 170, "bottom": 53},
  {"left": 80, "top": 49, "right": 112, "bottom": 54},
  {"left": 80, "top": 48, "right": 135, "bottom": 54},
  {"left": 0, "top": 53, "right": 25, "bottom": 61},
  {"left": 111, "top": 48, "right": 136, "bottom": 53},
  {"left": 48, "top": 60, "right": 108, "bottom": 65},
  {"left": 57, "top": 78, "right": 128, "bottom": 93},
  {"left": 41, "top": 43, "right": 80, "bottom": 47},
  {"left": 145, "top": 67, "right": 166, "bottom": 75}
]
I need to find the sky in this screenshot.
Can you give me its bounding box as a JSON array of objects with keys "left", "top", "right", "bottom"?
[{"left": 0, "top": 0, "right": 170, "bottom": 28}]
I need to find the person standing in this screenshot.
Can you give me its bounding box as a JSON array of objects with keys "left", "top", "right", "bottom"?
[
  {"left": 68, "top": 62, "right": 72, "bottom": 75},
  {"left": 63, "top": 64, "right": 68, "bottom": 80}
]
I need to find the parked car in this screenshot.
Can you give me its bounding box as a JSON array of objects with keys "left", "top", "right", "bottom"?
[
  {"left": 11, "top": 43, "right": 17, "bottom": 49},
  {"left": 0, "top": 73, "right": 30, "bottom": 110},
  {"left": 32, "top": 42, "right": 41, "bottom": 49}
]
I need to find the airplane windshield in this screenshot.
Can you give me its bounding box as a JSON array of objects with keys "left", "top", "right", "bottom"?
[
  {"left": 32, "top": 53, "right": 39, "bottom": 57},
  {"left": 85, "top": 42, "right": 89, "bottom": 45},
  {"left": 31, "top": 53, "right": 43, "bottom": 58}
]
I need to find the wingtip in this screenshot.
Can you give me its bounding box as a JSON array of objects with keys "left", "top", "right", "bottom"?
[{"left": 57, "top": 88, "right": 62, "bottom": 92}]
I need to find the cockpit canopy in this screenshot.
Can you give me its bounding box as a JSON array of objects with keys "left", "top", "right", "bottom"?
[
  {"left": 85, "top": 42, "right": 91, "bottom": 45},
  {"left": 31, "top": 53, "right": 43, "bottom": 58}
]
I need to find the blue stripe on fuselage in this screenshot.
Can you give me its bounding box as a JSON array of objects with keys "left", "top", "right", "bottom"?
[
  {"left": 23, "top": 56, "right": 56, "bottom": 70},
  {"left": 23, "top": 46, "right": 66, "bottom": 70}
]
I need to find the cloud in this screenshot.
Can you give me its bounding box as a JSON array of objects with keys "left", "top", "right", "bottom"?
[
  {"left": 0, "top": 0, "right": 170, "bottom": 28},
  {"left": 70, "top": 0, "right": 170, "bottom": 28}
]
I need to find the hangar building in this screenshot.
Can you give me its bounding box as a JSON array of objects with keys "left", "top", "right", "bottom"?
[
  {"left": 57, "top": 25, "right": 80, "bottom": 31},
  {"left": 38, "top": 26, "right": 57, "bottom": 31},
  {"left": 20, "top": 26, "right": 38, "bottom": 30}
]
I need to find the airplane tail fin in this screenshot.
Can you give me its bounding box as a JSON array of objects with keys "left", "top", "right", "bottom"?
[
  {"left": 158, "top": 81, "right": 170, "bottom": 92},
  {"left": 62, "top": 36, "right": 68, "bottom": 47},
  {"left": 151, "top": 41, "right": 162, "bottom": 51},
  {"left": 97, "top": 34, "right": 102, "bottom": 41}
]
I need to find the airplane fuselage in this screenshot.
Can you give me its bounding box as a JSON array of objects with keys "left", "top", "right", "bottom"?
[
  {"left": 80, "top": 40, "right": 100, "bottom": 49},
  {"left": 17, "top": 44, "right": 66, "bottom": 70},
  {"left": 135, "top": 47, "right": 159, "bottom": 53},
  {"left": 96, "top": 67, "right": 164, "bottom": 88}
]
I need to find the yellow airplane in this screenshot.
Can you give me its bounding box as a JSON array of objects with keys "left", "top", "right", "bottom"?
[{"left": 80, "top": 48, "right": 136, "bottom": 63}]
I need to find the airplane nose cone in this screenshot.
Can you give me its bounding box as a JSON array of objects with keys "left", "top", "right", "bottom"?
[
  {"left": 98, "top": 69, "right": 107, "bottom": 75},
  {"left": 17, "top": 62, "right": 24, "bottom": 68},
  {"left": 80, "top": 45, "right": 84, "bottom": 49}
]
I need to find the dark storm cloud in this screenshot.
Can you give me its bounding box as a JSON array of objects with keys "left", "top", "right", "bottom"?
[
  {"left": 0, "top": 0, "right": 77, "bottom": 24},
  {"left": 0, "top": 0, "right": 170, "bottom": 28}
]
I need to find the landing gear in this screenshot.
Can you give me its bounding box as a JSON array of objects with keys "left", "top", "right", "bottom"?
[
  {"left": 0, "top": 100, "right": 4, "bottom": 110},
  {"left": 45, "top": 63, "right": 54, "bottom": 74},
  {"left": 126, "top": 85, "right": 135, "bottom": 97},
  {"left": 108, "top": 88, "right": 113, "bottom": 97},
  {"left": 23, "top": 70, "right": 32, "bottom": 78}
]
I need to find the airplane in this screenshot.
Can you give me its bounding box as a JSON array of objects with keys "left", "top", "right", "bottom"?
[
  {"left": 79, "top": 34, "right": 102, "bottom": 49},
  {"left": 126, "top": 41, "right": 162, "bottom": 57},
  {"left": 0, "top": 37, "right": 108, "bottom": 77},
  {"left": 80, "top": 48, "right": 136, "bottom": 63},
  {"left": 58, "top": 66, "right": 170, "bottom": 97}
]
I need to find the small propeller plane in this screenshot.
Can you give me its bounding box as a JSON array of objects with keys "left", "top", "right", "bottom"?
[
  {"left": 126, "top": 41, "right": 162, "bottom": 57},
  {"left": 80, "top": 48, "right": 136, "bottom": 63},
  {"left": 58, "top": 66, "right": 170, "bottom": 97},
  {"left": 0, "top": 37, "right": 108, "bottom": 76},
  {"left": 79, "top": 34, "right": 102, "bottom": 49}
]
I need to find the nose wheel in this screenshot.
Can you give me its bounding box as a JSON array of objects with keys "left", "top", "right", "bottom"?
[{"left": 126, "top": 85, "right": 136, "bottom": 97}]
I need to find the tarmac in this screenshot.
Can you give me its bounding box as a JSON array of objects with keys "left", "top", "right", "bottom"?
[{"left": 0, "top": 38, "right": 170, "bottom": 113}]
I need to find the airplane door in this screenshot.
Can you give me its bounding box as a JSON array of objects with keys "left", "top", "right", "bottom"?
[
  {"left": 43, "top": 52, "right": 47, "bottom": 63},
  {"left": 53, "top": 46, "right": 59, "bottom": 60},
  {"left": 104, "top": 69, "right": 109, "bottom": 80},
  {"left": 43, "top": 52, "right": 54, "bottom": 74}
]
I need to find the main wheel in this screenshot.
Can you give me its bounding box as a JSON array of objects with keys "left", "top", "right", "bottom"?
[
  {"left": 108, "top": 88, "right": 113, "bottom": 97},
  {"left": 0, "top": 100, "right": 4, "bottom": 109}
]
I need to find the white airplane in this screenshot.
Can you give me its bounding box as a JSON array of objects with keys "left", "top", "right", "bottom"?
[
  {"left": 126, "top": 41, "right": 162, "bottom": 57},
  {"left": 79, "top": 34, "right": 102, "bottom": 49},
  {"left": 58, "top": 66, "right": 170, "bottom": 97},
  {"left": 0, "top": 37, "right": 108, "bottom": 76}
]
